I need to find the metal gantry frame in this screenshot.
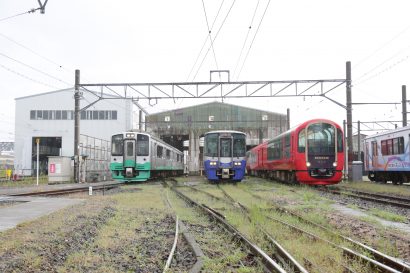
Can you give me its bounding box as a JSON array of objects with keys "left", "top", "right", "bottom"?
[{"left": 74, "top": 62, "right": 355, "bottom": 182}]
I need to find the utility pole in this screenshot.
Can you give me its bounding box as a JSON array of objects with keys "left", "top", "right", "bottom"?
[
  {"left": 74, "top": 70, "right": 80, "bottom": 183},
  {"left": 346, "top": 61, "right": 353, "bottom": 181},
  {"left": 403, "top": 85, "right": 407, "bottom": 127}
]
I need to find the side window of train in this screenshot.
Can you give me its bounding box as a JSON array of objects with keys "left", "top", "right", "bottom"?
[
  {"left": 298, "top": 129, "right": 306, "bottom": 153},
  {"left": 284, "top": 134, "right": 291, "bottom": 158},
  {"left": 157, "top": 145, "right": 163, "bottom": 158},
  {"left": 337, "top": 129, "right": 343, "bottom": 152},
  {"left": 166, "top": 149, "right": 171, "bottom": 159}
]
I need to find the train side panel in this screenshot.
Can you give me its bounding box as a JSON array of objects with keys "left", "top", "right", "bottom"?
[{"left": 364, "top": 126, "right": 410, "bottom": 184}]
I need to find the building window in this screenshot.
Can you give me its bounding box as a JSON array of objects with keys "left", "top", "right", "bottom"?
[
  {"left": 43, "top": 110, "right": 49, "bottom": 120},
  {"left": 30, "top": 109, "right": 119, "bottom": 120},
  {"left": 37, "top": 110, "right": 42, "bottom": 120}
]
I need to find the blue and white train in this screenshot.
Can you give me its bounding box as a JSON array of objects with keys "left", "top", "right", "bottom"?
[{"left": 203, "top": 130, "right": 247, "bottom": 182}]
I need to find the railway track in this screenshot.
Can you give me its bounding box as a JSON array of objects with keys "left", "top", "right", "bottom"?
[
  {"left": 170, "top": 184, "right": 292, "bottom": 273},
  {"left": 188, "top": 182, "right": 410, "bottom": 273},
  {"left": 323, "top": 187, "right": 410, "bottom": 209},
  {"left": 9, "top": 183, "right": 121, "bottom": 196}
]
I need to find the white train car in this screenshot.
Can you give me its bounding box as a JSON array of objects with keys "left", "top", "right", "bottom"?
[{"left": 364, "top": 126, "right": 410, "bottom": 184}]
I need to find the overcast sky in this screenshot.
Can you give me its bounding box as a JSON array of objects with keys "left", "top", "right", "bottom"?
[{"left": 1, "top": 0, "right": 409, "bottom": 141}]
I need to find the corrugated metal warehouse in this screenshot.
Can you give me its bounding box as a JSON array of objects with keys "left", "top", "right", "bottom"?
[{"left": 146, "top": 101, "right": 288, "bottom": 174}]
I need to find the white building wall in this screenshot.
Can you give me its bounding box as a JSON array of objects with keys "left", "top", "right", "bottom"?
[{"left": 14, "top": 88, "right": 133, "bottom": 174}]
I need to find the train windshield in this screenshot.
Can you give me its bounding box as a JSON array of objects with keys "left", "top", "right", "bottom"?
[
  {"left": 111, "top": 134, "right": 123, "bottom": 156},
  {"left": 298, "top": 123, "right": 336, "bottom": 155},
  {"left": 205, "top": 133, "right": 218, "bottom": 157},
  {"left": 137, "top": 134, "right": 149, "bottom": 156},
  {"left": 233, "top": 133, "right": 246, "bottom": 157},
  {"left": 220, "top": 138, "right": 232, "bottom": 157}
]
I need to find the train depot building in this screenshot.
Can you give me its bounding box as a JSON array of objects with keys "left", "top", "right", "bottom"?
[
  {"left": 14, "top": 88, "right": 133, "bottom": 178},
  {"left": 145, "top": 101, "right": 288, "bottom": 174}
]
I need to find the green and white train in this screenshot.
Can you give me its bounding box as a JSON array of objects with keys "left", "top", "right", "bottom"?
[{"left": 110, "top": 132, "right": 184, "bottom": 182}]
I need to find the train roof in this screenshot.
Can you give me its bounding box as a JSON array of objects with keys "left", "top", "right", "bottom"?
[
  {"left": 204, "top": 130, "right": 246, "bottom": 135},
  {"left": 364, "top": 125, "right": 410, "bottom": 140}
]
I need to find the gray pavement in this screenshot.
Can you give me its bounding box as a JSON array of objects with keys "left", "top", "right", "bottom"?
[{"left": 0, "top": 196, "right": 84, "bottom": 232}]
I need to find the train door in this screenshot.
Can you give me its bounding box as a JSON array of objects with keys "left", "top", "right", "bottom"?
[
  {"left": 123, "top": 138, "right": 136, "bottom": 178},
  {"left": 371, "top": 141, "right": 377, "bottom": 170},
  {"left": 123, "top": 139, "right": 135, "bottom": 166}
]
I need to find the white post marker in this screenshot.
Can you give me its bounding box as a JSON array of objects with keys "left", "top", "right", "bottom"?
[
  {"left": 36, "top": 138, "right": 40, "bottom": 186},
  {"left": 89, "top": 186, "right": 92, "bottom": 196}
]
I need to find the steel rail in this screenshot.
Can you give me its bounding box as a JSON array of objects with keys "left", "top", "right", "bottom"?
[
  {"left": 185, "top": 184, "right": 309, "bottom": 273},
  {"left": 243, "top": 188, "right": 410, "bottom": 273},
  {"left": 324, "top": 188, "right": 410, "bottom": 209},
  {"left": 171, "top": 186, "right": 287, "bottom": 273},
  {"left": 9, "top": 183, "right": 120, "bottom": 196}
]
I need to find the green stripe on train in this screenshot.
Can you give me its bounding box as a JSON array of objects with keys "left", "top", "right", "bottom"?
[{"left": 109, "top": 162, "right": 151, "bottom": 182}]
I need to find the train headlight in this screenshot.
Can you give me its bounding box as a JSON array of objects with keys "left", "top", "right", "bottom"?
[
  {"left": 333, "top": 162, "right": 337, "bottom": 167},
  {"left": 306, "top": 162, "right": 311, "bottom": 167},
  {"left": 210, "top": 161, "right": 217, "bottom": 166},
  {"left": 234, "top": 162, "right": 241, "bottom": 166}
]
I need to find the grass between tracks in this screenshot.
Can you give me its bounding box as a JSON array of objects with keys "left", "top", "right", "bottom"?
[
  {"left": 176, "top": 177, "right": 409, "bottom": 272},
  {"left": 337, "top": 180, "right": 410, "bottom": 197}
]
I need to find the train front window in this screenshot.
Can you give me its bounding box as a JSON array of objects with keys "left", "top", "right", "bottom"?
[
  {"left": 233, "top": 134, "right": 246, "bottom": 157},
  {"left": 137, "top": 134, "right": 149, "bottom": 156},
  {"left": 306, "top": 123, "right": 335, "bottom": 155},
  {"left": 205, "top": 133, "right": 218, "bottom": 157},
  {"left": 111, "top": 134, "right": 123, "bottom": 156},
  {"left": 220, "top": 138, "right": 232, "bottom": 157}
]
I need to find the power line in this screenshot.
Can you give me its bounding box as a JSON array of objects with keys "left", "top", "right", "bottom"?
[
  {"left": 201, "top": 0, "right": 219, "bottom": 74},
  {"left": 191, "top": 0, "right": 237, "bottom": 82},
  {"left": 233, "top": 0, "right": 260, "bottom": 80},
  {"left": 237, "top": 0, "right": 271, "bottom": 79},
  {"left": 0, "top": 62, "right": 60, "bottom": 89},
  {"left": 0, "top": 1, "right": 49, "bottom": 22},
  {"left": 0, "top": 9, "right": 38, "bottom": 23},
  {"left": 186, "top": 0, "right": 225, "bottom": 82},
  {"left": 0, "top": 52, "right": 71, "bottom": 86},
  {"left": 354, "top": 24, "right": 410, "bottom": 69}
]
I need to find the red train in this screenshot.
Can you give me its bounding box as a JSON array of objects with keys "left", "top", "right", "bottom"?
[{"left": 246, "top": 119, "right": 344, "bottom": 185}]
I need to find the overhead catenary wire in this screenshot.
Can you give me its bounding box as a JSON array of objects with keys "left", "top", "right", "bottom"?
[
  {"left": 0, "top": 1, "right": 48, "bottom": 22},
  {"left": 186, "top": 0, "right": 225, "bottom": 82},
  {"left": 0, "top": 63, "right": 60, "bottom": 89},
  {"left": 201, "top": 0, "right": 219, "bottom": 75},
  {"left": 236, "top": 0, "right": 271, "bottom": 80},
  {"left": 0, "top": 52, "right": 72, "bottom": 87},
  {"left": 191, "top": 0, "right": 237, "bottom": 83},
  {"left": 232, "top": 0, "right": 260, "bottom": 80}
]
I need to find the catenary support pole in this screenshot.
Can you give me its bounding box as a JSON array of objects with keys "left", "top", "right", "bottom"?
[
  {"left": 357, "top": 121, "right": 360, "bottom": 160},
  {"left": 402, "top": 85, "right": 407, "bottom": 127},
  {"left": 346, "top": 61, "right": 353, "bottom": 181},
  {"left": 286, "top": 108, "right": 290, "bottom": 130},
  {"left": 74, "top": 70, "right": 80, "bottom": 183}
]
